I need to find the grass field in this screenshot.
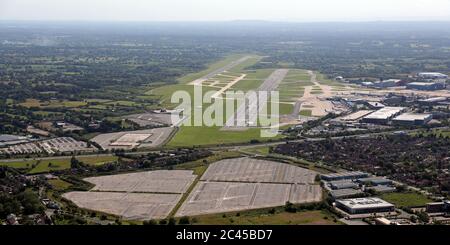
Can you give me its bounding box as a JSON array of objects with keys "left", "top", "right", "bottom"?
[
  {"left": 191, "top": 209, "right": 340, "bottom": 225},
  {"left": 0, "top": 160, "right": 34, "bottom": 169},
  {"left": 299, "top": 109, "right": 312, "bottom": 116},
  {"left": 48, "top": 179, "right": 73, "bottom": 191},
  {"left": 241, "top": 146, "right": 270, "bottom": 155},
  {"left": 0, "top": 155, "right": 119, "bottom": 174},
  {"left": 19, "top": 99, "right": 87, "bottom": 108},
  {"left": 167, "top": 126, "right": 281, "bottom": 147},
  {"left": 380, "top": 192, "right": 433, "bottom": 208}
]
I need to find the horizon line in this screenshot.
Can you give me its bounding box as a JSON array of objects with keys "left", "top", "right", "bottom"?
[{"left": 1, "top": 19, "right": 450, "bottom": 24}]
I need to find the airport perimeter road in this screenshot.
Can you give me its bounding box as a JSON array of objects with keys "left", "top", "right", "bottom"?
[
  {"left": 224, "top": 69, "right": 289, "bottom": 127},
  {"left": 189, "top": 56, "right": 252, "bottom": 85}
]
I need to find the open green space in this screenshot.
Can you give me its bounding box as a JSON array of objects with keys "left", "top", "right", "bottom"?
[
  {"left": 380, "top": 192, "right": 433, "bottom": 208},
  {"left": 167, "top": 126, "right": 281, "bottom": 147},
  {"left": 48, "top": 179, "right": 73, "bottom": 191},
  {"left": 0, "top": 160, "right": 34, "bottom": 169},
  {"left": 299, "top": 109, "right": 312, "bottom": 116},
  {"left": 0, "top": 155, "right": 119, "bottom": 174},
  {"left": 241, "top": 146, "right": 270, "bottom": 155},
  {"left": 191, "top": 209, "right": 340, "bottom": 225}
]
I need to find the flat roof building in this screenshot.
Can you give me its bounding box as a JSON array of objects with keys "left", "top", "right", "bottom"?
[
  {"left": 418, "top": 97, "right": 448, "bottom": 106},
  {"left": 335, "top": 197, "right": 395, "bottom": 215},
  {"left": 337, "top": 110, "right": 374, "bottom": 122},
  {"left": 426, "top": 200, "right": 450, "bottom": 213},
  {"left": 371, "top": 79, "right": 400, "bottom": 88},
  {"left": 357, "top": 177, "right": 393, "bottom": 186},
  {"left": 366, "top": 102, "right": 385, "bottom": 109},
  {"left": 362, "top": 107, "right": 406, "bottom": 124},
  {"left": 418, "top": 72, "right": 448, "bottom": 80},
  {"left": 407, "top": 82, "right": 445, "bottom": 91},
  {"left": 392, "top": 113, "right": 432, "bottom": 126},
  {"left": 329, "top": 180, "right": 359, "bottom": 190},
  {"left": 366, "top": 185, "right": 397, "bottom": 193},
  {"left": 330, "top": 189, "right": 364, "bottom": 199},
  {"left": 321, "top": 171, "right": 369, "bottom": 181}
]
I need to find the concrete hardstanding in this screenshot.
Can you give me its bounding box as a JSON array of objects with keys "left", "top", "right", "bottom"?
[
  {"left": 84, "top": 170, "right": 196, "bottom": 194},
  {"left": 200, "top": 157, "right": 317, "bottom": 184},
  {"left": 175, "top": 181, "right": 322, "bottom": 217},
  {"left": 63, "top": 192, "right": 182, "bottom": 220}
]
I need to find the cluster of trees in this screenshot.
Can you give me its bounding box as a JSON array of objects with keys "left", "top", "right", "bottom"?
[
  {"left": 62, "top": 149, "right": 211, "bottom": 176},
  {"left": 0, "top": 167, "right": 45, "bottom": 220}
]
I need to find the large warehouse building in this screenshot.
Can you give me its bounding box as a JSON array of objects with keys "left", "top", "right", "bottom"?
[
  {"left": 407, "top": 82, "right": 445, "bottom": 91},
  {"left": 361, "top": 107, "right": 405, "bottom": 124},
  {"left": 335, "top": 197, "right": 395, "bottom": 215},
  {"left": 320, "top": 171, "right": 369, "bottom": 181},
  {"left": 392, "top": 113, "right": 432, "bottom": 126},
  {"left": 418, "top": 72, "right": 448, "bottom": 80}
]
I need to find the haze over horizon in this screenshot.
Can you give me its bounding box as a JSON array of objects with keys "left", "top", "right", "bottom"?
[{"left": 1, "top": 0, "right": 450, "bottom": 22}]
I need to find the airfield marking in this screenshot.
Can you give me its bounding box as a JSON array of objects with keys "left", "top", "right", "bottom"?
[
  {"left": 223, "top": 69, "right": 289, "bottom": 128},
  {"left": 189, "top": 56, "right": 252, "bottom": 86},
  {"left": 211, "top": 73, "right": 247, "bottom": 99}
]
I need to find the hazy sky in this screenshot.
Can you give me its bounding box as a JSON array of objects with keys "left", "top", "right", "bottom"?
[{"left": 1, "top": 0, "right": 450, "bottom": 22}]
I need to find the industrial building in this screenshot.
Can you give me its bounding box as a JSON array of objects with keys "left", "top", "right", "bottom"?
[
  {"left": 357, "top": 177, "right": 393, "bottom": 186},
  {"left": 337, "top": 110, "right": 374, "bottom": 122},
  {"left": 0, "top": 134, "right": 32, "bottom": 147},
  {"left": 366, "top": 185, "right": 396, "bottom": 193},
  {"left": 418, "top": 72, "right": 448, "bottom": 80},
  {"left": 372, "top": 79, "right": 400, "bottom": 88},
  {"left": 362, "top": 79, "right": 400, "bottom": 89},
  {"left": 361, "top": 107, "right": 405, "bottom": 124},
  {"left": 329, "top": 180, "right": 359, "bottom": 190},
  {"left": 418, "top": 97, "right": 448, "bottom": 106},
  {"left": 366, "top": 102, "right": 385, "bottom": 109},
  {"left": 320, "top": 171, "right": 369, "bottom": 181},
  {"left": 406, "top": 82, "right": 445, "bottom": 91},
  {"left": 330, "top": 189, "right": 364, "bottom": 199},
  {"left": 392, "top": 113, "right": 432, "bottom": 126},
  {"left": 335, "top": 197, "right": 395, "bottom": 215},
  {"left": 426, "top": 200, "right": 450, "bottom": 213}
]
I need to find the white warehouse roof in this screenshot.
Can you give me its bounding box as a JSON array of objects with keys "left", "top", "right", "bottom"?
[
  {"left": 363, "top": 107, "right": 405, "bottom": 120},
  {"left": 418, "top": 72, "right": 448, "bottom": 78},
  {"left": 336, "top": 197, "right": 394, "bottom": 210},
  {"left": 393, "top": 113, "right": 432, "bottom": 122}
]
